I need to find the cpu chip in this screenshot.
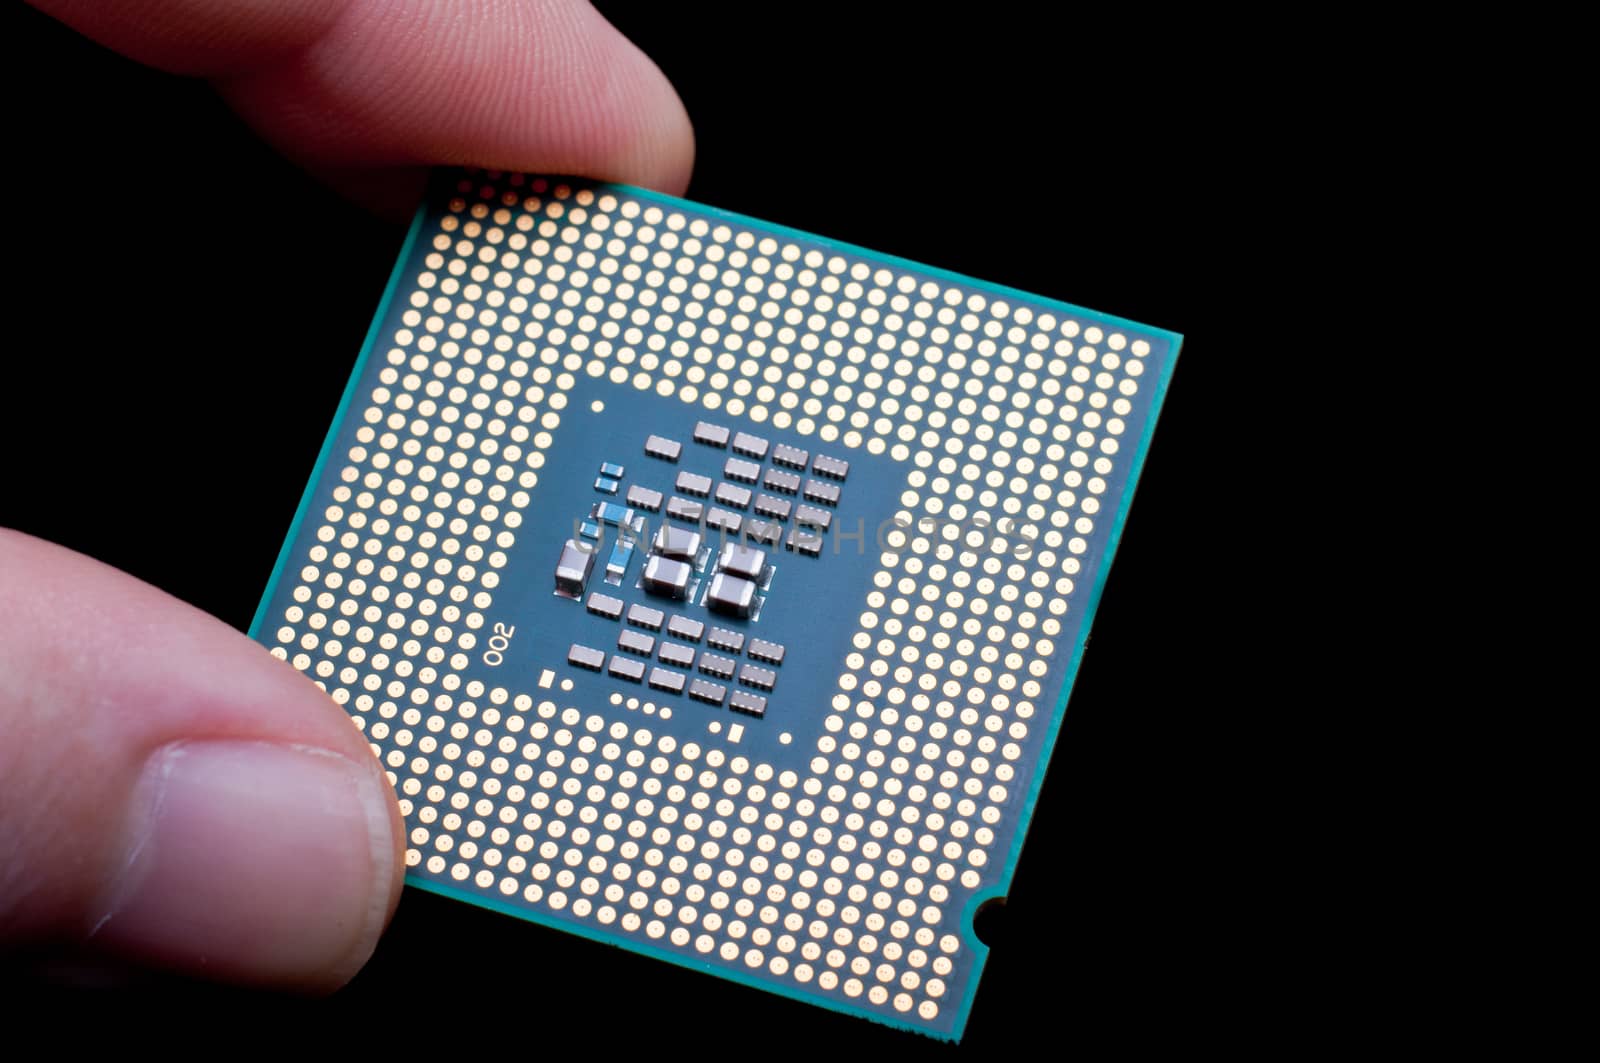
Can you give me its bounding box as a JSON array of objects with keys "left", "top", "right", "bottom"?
[{"left": 251, "top": 169, "right": 1180, "bottom": 1040}]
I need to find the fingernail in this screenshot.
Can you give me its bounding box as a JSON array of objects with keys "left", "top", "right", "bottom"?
[{"left": 94, "top": 741, "right": 396, "bottom": 989}]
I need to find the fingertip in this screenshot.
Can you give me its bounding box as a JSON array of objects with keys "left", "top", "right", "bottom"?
[
  {"left": 0, "top": 529, "right": 406, "bottom": 990},
  {"left": 564, "top": 2, "right": 697, "bottom": 194},
  {"left": 93, "top": 739, "right": 402, "bottom": 991},
  {"left": 220, "top": 0, "right": 696, "bottom": 201}
]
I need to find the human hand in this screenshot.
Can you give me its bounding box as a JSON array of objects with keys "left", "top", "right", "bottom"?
[{"left": 6, "top": 0, "right": 693, "bottom": 990}]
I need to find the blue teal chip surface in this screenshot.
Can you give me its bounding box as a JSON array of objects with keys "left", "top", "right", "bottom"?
[{"left": 250, "top": 169, "right": 1180, "bottom": 1040}]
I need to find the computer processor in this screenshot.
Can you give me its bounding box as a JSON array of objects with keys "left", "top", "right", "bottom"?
[{"left": 250, "top": 169, "right": 1180, "bottom": 1039}]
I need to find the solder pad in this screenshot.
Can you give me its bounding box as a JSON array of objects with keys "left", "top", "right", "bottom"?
[{"left": 250, "top": 170, "right": 1180, "bottom": 1040}]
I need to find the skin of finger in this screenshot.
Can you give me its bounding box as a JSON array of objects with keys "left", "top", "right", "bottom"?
[
  {"left": 30, "top": 0, "right": 696, "bottom": 195},
  {"left": 27, "top": 0, "right": 346, "bottom": 75},
  {"left": 0, "top": 528, "right": 404, "bottom": 960}
]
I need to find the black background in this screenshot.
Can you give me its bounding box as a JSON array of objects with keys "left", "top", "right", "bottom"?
[{"left": 5, "top": 2, "right": 1273, "bottom": 1048}]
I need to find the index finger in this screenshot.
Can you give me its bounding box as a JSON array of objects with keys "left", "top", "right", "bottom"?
[{"left": 30, "top": 0, "right": 695, "bottom": 200}]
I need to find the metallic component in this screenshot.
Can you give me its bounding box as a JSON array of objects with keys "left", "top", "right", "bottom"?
[
  {"left": 697, "top": 653, "right": 736, "bottom": 680},
  {"left": 724, "top": 457, "right": 761, "bottom": 484},
  {"left": 731, "top": 431, "right": 769, "bottom": 460},
  {"left": 771, "top": 443, "right": 809, "bottom": 470},
  {"left": 658, "top": 642, "right": 696, "bottom": 669},
  {"left": 706, "top": 627, "right": 745, "bottom": 654},
  {"left": 705, "top": 508, "right": 742, "bottom": 536},
  {"left": 707, "top": 572, "right": 757, "bottom": 618},
  {"left": 688, "top": 678, "right": 726, "bottom": 705},
  {"left": 714, "top": 482, "right": 752, "bottom": 510},
  {"left": 666, "top": 496, "right": 704, "bottom": 523},
  {"left": 605, "top": 539, "right": 635, "bottom": 583},
  {"left": 717, "top": 543, "right": 766, "bottom": 582},
  {"left": 590, "top": 500, "right": 635, "bottom": 526},
  {"left": 802, "top": 480, "right": 841, "bottom": 506},
  {"left": 617, "top": 629, "right": 656, "bottom": 657},
  {"left": 794, "top": 504, "right": 832, "bottom": 531},
  {"left": 554, "top": 539, "right": 594, "bottom": 595},
  {"left": 738, "top": 663, "right": 777, "bottom": 691},
  {"left": 652, "top": 524, "right": 702, "bottom": 560},
  {"left": 626, "top": 603, "right": 664, "bottom": 630},
  {"left": 748, "top": 638, "right": 786, "bottom": 666},
  {"left": 642, "top": 554, "right": 692, "bottom": 600},
  {"left": 674, "top": 471, "right": 712, "bottom": 498},
  {"left": 667, "top": 615, "right": 704, "bottom": 642},
  {"left": 644, "top": 435, "right": 682, "bottom": 462},
  {"left": 586, "top": 592, "right": 624, "bottom": 620},
  {"left": 811, "top": 453, "right": 850, "bottom": 480},
  {"left": 763, "top": 468, "right": 801, "bottom": 495},
  {"left": 648, "top": 667, "right": 686, "bottom": 694},
  {"left": 626, "top": 484, "right": 663, "bottom": 512},
  {"left": 693, "top": 421, "right": 730, "bottom": 448},
  {"left": 607, "top": 656, "right": 645, "bottom": 683},
  {"left": 746, "top": 519, "right": 782, "bottom": 547},
  {"left": 567, "top": 644, "right": 604, "bottom": 671},
  {"left": 754, "top": 494, "right": 791, "bottom": 521},
  {"left": 788, "top": 526, "right": 824, "bottom": 557}
]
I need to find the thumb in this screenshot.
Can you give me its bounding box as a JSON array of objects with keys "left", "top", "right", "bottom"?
[{"left": 1, "top": 528, "right": 404, "bottom": 988}]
